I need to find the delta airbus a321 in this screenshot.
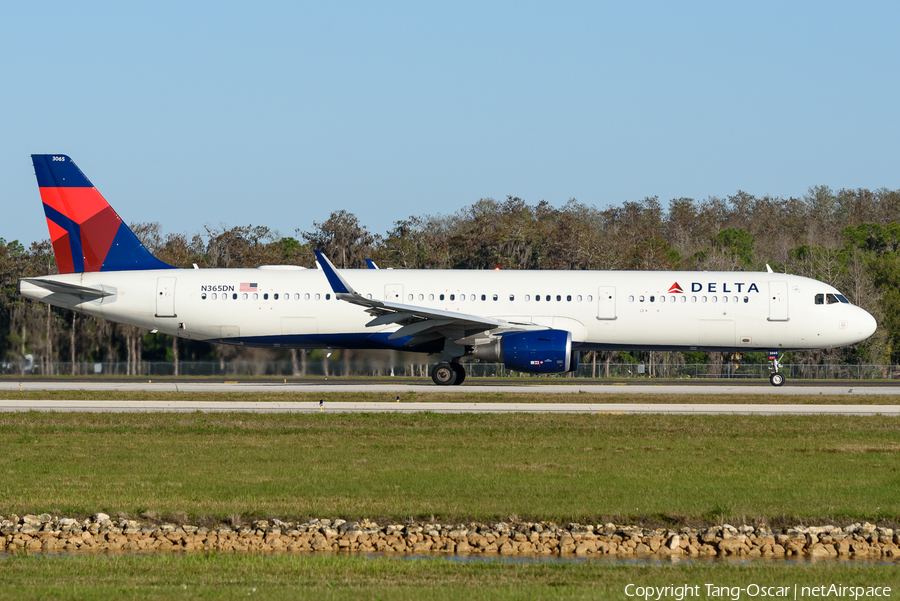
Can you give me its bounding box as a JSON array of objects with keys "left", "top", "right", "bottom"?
[{"left": 18, "top": 155, "right": 877, "bottom": 386}]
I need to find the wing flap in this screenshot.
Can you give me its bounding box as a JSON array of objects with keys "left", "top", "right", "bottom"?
[{"left": 388, "top": 319, "right": 455, "bottom": 340}]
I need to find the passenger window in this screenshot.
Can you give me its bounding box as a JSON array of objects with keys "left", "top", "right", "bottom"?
[
  {"left": 577, "top": 295, "right": 583, "bottom": 302},
  {"left": 660, "top": 296, "right": 665, "bottom": 303},
  {"left": 481, "top": 294, "right": 486, "bottom": 301},
  {"left": 201, "top": 293, "right": 207, "bottom": 300},
  {"left": 546, "top": 295, "right": 550, "bottom": 301},
  {"left": 450, "top": 294, "right": 456, "bottom": 301},
  {"left": 587, "top": 295, "right": 593, "bottom": 302},
  {"left": 408, "top": 294, "right": 413, "bottom": 301},
  {"left": 743, "top": 296, "right": 749, "bottom": 303},
  {"left": 733, "top": 296, "right": 738, "bottom": 303},
  {"left": 525, "top": 295, "right": 531, "bottom": 301},
  {"left": 702, "top": 296, "right": 707, "bottom": 303},
  {"left": 535, "top": 295, "right": 541, "bottom": 302},
  {"left": 691, "top": 296, "right": 697, "bottom": 303},
  {"left": 493, "top": 294, "right": 498, "bottom": 301},
  {"left": 670, "top": 296, "right": 676, "bottom": 303},
  {"left": 815, "top": 294, "right": 824, "bottom": 305},
  {"left": 440, "top": 294, "right": 445, "bottom": 301},
  {"left": 509, "top": 294, "right": 515, "bottom": 301},
  {"left": 294, "top": 293, "right": 300, "bottom": 300},
  {"left": 629, "top": 295, "right": 635, "bottom": 302},
  {"left": 639, "top": 295, "right": 645, "bottom": 302},
  {"left": 556, "top": 295, "right": 561, "bottom": 301},
  {"left": 367, "top": 294, "right": 373, "bottom": 299},
  {"left": 711, "top": 296, "right": 717, "bottom": 303},
  {"left": 680, "top": 296, "right": 686, "bottom": 303},
  {"left": 429, "top": 294, "right": 435, "bottom": 301},
  {"left": 305, "top": 293, "right": 310, "bottom": 300},
  {"left": 264, "top": 293, "right": 269, "bottom": 300},
  {"left": 567, "top": 295, "right": 571, "bottom": 301},
  {"left": 315, "top": 293, "right": 321, "bottom": 300},
  {"left": 273, "top": 293, "right": 278, "bottom": 300},
  {"left": 650, "top": 295, "right": 655, "bottom": 303},
  {"left": 471, "top": 294, "right": 476, "bottom": 301},
  {"left": 233, "top": 293, "right": 238, "bottom": 300},
  {"left": 326, "top": 293, "right": 331, "bottom": 300}
]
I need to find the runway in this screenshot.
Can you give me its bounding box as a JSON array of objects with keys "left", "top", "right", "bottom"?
[
  {"left": 3, "top": 380, "right": 900, "bottom": 395},
  {"left": 3, "top": 380, "right": 899, "bottom": 414},
  {"left": 0, "top": 399, "right": 898, "bottom": 415}
]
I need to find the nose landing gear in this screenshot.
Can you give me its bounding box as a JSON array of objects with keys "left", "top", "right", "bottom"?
[{"left": 768, "top": 351, "right": 785, "bottom": 386}]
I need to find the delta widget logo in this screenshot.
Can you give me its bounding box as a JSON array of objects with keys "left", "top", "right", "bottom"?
[{"left": 668, "top": 281, "right": 760, "bottom": 294}]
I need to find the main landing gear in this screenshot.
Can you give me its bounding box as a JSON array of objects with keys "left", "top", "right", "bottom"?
[
  {"left": 768, "top": 351, "right": 785, "bottom": 387},
  {"left": 431, "top": 362, "right": 466, "bottom": 386}
]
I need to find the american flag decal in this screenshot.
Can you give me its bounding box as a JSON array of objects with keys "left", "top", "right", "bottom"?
[{"left": 240, "top": 282, "right": 258, "bottom": 292}]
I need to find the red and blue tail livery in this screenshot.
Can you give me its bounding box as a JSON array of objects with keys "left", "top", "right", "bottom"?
[{"left": 31, "top": 154, "right": 173, "bottom": 273}]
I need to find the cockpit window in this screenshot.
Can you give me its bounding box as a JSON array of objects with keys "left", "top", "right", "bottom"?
[
  {"left": 835, "top": 294, "right": 850, "bottom": 304},
  {"left": 815, "top": 294, "right": 824, "bottom": 305},
  {"left": 826, "top": 293, "right": 840, "bottom": 304}
]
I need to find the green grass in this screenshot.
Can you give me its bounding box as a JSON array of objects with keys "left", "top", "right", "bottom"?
[
  {"left": 0, "top": 553, "right": 898, "bottom": 601},
  {"left": 1, "top": 412, "right": 898, "bottom": 525},
  {"left": 2, "top": 389, "right": 900, "bottom": 404}
]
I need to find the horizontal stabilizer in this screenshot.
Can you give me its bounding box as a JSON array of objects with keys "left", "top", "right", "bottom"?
[{"left": 19, "top": 278, "right": 113, "bottom": 299}]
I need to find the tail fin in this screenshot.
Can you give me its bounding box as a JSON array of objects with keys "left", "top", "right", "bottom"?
[{"left": 32, "top": 154, "right": 173, "bottom": 273}]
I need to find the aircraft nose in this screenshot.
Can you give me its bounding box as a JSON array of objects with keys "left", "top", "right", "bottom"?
[{"left": 859, "top": 309, "right": 877, "bottom": 340}]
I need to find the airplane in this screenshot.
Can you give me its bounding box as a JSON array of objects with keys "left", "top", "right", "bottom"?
[{"left": 18, "top": 154, "right": 877, "bottom": 386}]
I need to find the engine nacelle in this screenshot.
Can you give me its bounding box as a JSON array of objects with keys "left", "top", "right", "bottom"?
[{"left": 473, "top": 329, "right": 577, "bottom": 374}]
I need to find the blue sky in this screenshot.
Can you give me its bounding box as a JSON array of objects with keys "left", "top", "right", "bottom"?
[{"left": 3, "top": 1, "right": 899, "bottom": 247}]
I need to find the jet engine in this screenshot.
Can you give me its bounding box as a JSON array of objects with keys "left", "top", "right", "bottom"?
[{"left": 472, "top": 329, "right": 579, "bottom": 374}]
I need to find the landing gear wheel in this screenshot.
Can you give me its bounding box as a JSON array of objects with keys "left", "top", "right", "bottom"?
[
  {"left": 431, "top": 362, "right": 457, "bottom": 386},
  {"left": 451, "top": 363, "right": 466, "bottom": 385},
  {"left": 769, "top": 372, "right": 785, "bottom": 387}
]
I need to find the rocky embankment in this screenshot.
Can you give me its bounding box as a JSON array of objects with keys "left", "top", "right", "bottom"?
[{"left": 2, "top": 514, "right": 899, "bottom": 559}]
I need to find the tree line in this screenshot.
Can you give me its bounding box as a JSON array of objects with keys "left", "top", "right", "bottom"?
[{"left": 3, "top": 184, "right": 900, "bottom": 373}]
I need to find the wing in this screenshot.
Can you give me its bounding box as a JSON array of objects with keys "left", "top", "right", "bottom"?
[{"left": 313, "top": 251, "right": 543, "bottom": 347}]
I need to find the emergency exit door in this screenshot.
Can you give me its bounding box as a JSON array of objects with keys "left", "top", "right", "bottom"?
[{"left": 384, "top": 284, "right": 404, "bottom": 302}]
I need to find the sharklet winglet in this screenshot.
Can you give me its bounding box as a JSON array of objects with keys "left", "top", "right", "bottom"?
[{"left": 313, "top": 251, "right": 357, "bottom": 296}]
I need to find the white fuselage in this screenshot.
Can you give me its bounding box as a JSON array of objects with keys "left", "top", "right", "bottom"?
[{"left": 19, "top": 266, "right": 877, "bottom": 354}]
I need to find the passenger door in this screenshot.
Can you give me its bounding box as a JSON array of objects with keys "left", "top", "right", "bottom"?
[
  {"left": 155, "top": 277, "right": 177, "bottom": 318},
  {"left": 768, "top": 281, "right": 789, "bottom": 321},
  {"left": 597, "top": 286, "right": 616, "bottom": 320}
]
